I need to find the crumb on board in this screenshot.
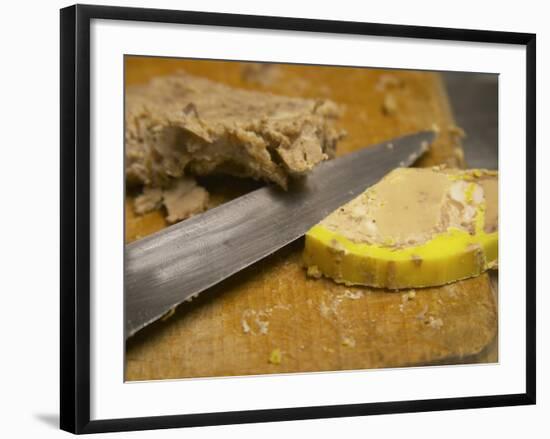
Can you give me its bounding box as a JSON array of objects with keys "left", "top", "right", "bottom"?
[
  {"left": 163, "top": 177, "right": 210, "bottom": 224},
  {"left": 272, "top": 303, "right": 292, "bottom": 311},
  {"left": 269, "top": 348, "right": 282, "bottom": 365},
  {"left": 241, "top": 309, "right": 271, "bottom": 335},
  {"left": 318, "top": 289, "right": 354, "bottom": 320},
  {"left": 382, "top": 93, "right": 398, "bottom": 116},
  {"left": 428, "top": 316, "right": 444, "bottom": 329},
  {"left": 447, "top": 285, "right": 459, "bottom": 298},
  {"left": 402, "top": 290, "right": 416, "bottom": 303},
  {"left": 241, "top": 318, "right": 251, "bottom": 334},
  {"left": 255, "top": 315, "right": 270, "bottom": 335},
  {"left": 322, "top": 346, "right": 335, "bottom": 354},
  {"left": 342, "top": 289, "right": 364, "bottom": 300},
  {"left": 342, "top": 336, "right": 356, "bottom": 348},
  {"left": 134, "top": 187, "right": 163, "bottom": 215},
  {"left": 307, "top": 265, "right": 323, "bottom": 279},
  {"left": 415, "top": 304, "right": 429, "bottom": 321},
  {"left": 319, "top": 300, "right": 332, "bottom": 318}
]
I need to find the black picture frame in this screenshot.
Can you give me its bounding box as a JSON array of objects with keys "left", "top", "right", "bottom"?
[{"left": 60, "top": 4, "right": 536, "bottom": 434}]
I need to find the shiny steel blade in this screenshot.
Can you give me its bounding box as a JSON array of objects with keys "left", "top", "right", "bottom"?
[{"left": 125, "top": 131, "right": 435, "bottom": 337}]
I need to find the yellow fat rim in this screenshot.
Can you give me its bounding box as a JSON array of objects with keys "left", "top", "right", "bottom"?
[{"left": 304, "top": 207, "right": 497, "bottom": 289}]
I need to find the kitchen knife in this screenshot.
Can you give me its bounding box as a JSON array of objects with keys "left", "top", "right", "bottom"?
[{"left": 125, "top": 131, "right": 435, "bottom": 338}]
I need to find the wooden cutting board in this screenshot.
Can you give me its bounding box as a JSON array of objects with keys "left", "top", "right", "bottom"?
[{"left": 124, "top": 58, "right": 498, "bottom": 381}]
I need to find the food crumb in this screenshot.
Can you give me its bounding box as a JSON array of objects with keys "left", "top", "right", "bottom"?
[
  {"left": 322, "top": 346, "right": 335, "bottom": 354},
  {"left": 428, "top": 316, "right": 444, "bottom": 329},
  {"left": 307, "top": 265, "right": 322, "bottom": 279},
  {"left": 342, "top": 336, "right": 356, "bottom": 348},
  {"left": 402, "top": 290, "right": 416, "bottom": 303},
  {"left": 241, "top": 318, "right": 251, "bottom": 334},
  {"left": 343, "top": 289, "right": 364, "bottom": 300},
  {"left": 241, "top": 309, "right": 271, "bottom": 335},
  {"left": 319, "top": 300, "right": 332, "bottom": 318},
  {"left": 416, "top": 304, "right": 429, "bottom": 321},
  {"left": 183, "top": 291, "right": 200, "bottom": 303},
  {"left": 161, "top": 307, "right": 176, "bottom": 321},
  {"left": 255, "top": 316, "right": 270, "bottom": 335},
  {"left": 269, "top": 348, "right": 282, "bottom": 365},
  {"left": 382, "top": 93, "right": 398, "bottom": 116},
  {"left": 273, "top": 303, "right": 292, "bottom": 311}
]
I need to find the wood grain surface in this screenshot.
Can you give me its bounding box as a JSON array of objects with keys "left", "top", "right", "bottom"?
[{"left": 124, "top": 57, "right": 498, "bottom": 381}]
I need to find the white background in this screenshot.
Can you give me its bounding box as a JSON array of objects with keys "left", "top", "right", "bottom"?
[{"left": 0, "top": 0, "right": 547, "bottom": 437}]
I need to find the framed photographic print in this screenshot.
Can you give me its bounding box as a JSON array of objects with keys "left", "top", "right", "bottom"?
[{"left": 60, "top": 4, "right": 536, "bottom": 434}]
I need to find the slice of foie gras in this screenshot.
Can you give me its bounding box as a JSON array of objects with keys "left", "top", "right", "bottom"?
[{"left": 303, "top": 167, "right": 498, "bottom": 289}]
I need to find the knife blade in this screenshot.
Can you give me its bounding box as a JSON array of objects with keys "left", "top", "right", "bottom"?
[{"left": 125, "top": 131, "right": 435, "bottom": 337}]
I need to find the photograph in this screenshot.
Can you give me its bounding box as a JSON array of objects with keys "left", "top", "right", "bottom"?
[
  {"left": 0, "top": 0, "right": 543, "bottom": 435},
  {"left": 123, "top": 56, "right": 499, "bottom": 381},
  {"left": 57, "top": 2, "right": 537, "bottom": 433}
]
